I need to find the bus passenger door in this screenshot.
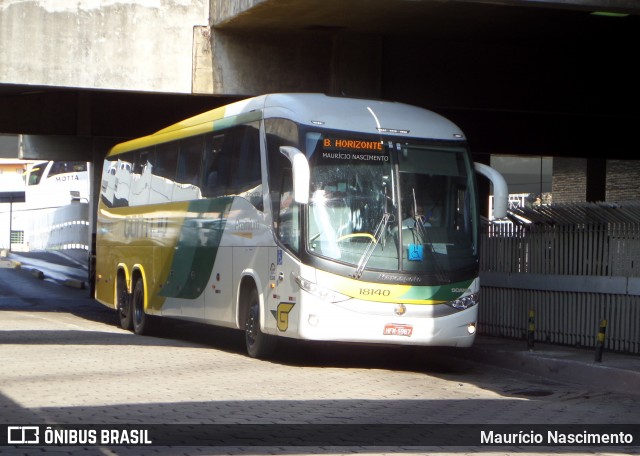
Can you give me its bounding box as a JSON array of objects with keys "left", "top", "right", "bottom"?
[
  {"left": 267, "top": 247, "right": 300, "bottom": 337},
  {"left": 266, "top": 172, "right": 301, "bottom": 337}
]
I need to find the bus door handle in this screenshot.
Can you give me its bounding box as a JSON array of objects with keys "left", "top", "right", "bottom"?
[{"left": 278, "top": 272, "right": 284, "bottom": 282}]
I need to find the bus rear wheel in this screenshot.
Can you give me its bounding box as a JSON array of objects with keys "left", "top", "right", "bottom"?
[
  {"left": 132, "top": 278, "right": 152, "bottom": 335},
  {"left": 116, "top": 273, "right": 132, "bottom": 330},
  {"left": 244, "top": 287, "right": 276, "bottom": 359}
]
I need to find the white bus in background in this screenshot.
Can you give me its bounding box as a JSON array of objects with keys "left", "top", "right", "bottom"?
[
  {"left": 25, "top": 161, "right": 90, "bottom": 209},
  {"left": 2, "top": 160, "right": 92, "bottom": 252}
]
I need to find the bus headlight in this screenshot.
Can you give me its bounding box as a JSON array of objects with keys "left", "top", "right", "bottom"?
[
  {"left": 293, "top": 273, "right": 351, "bottom": 303},
  {"left": 448, "top": 292, "right": 479, "bottom": 310}
]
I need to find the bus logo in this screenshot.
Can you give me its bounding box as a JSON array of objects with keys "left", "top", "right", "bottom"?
[{"left": 276, "top": 302, "right": 295, "bottom": 332}]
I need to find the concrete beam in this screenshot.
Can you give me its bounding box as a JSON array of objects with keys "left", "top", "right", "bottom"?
[
  {"left": 475, "top": 0, "right": 640, "bottom": 14},
  {"left": 20, "top": 136, "right": 93, "bottom": 161},
  {"left": 18, "top": 135, "right": 120, "bottom": 163},
  {"left": 481, "top": 271, "right": 640, "bottom": 296},
  {"left": 211, "top": 0, "right": 640, "bottom": 32},
  {"left": 196, "top": 30, "right": 382, "bottom": 97}
]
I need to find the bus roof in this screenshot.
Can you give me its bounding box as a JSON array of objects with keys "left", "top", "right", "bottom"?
[
  {"left": 262, "top": 94, "right": 464, "bottom": 140},
  {"left": 107, "top": 94, "right": 465, "bottom": 156}
]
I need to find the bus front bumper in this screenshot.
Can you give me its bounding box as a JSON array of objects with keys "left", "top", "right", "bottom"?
[{"left": 295, "top": 297, "right": 478, "bottom": 347}]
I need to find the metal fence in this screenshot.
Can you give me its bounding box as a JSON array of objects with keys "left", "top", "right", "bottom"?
[{"left": 479, "top": 202, "right": 640, "bottom": 354}]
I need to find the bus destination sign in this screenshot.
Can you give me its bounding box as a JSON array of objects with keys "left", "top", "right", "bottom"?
[
  {"left": 321, "top": 138, "right": 389, "bottom": 162},
  {"left": 322, "top": 138, "right": 383, "bottom": 152}
]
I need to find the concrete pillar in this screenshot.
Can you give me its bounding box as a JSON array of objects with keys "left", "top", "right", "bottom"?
[
  {"left": 586, "top": 158, "right": 606, "bottom": 203},
  {"left": 0, "top": 135, "right": 20, "bottom": 159}
]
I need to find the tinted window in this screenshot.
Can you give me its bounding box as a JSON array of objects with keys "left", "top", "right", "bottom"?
[
  {"left": 155, "top": 142, "right": 179, "bottom": 181},
  {"left": 266, "top": 118, "right": 300, "bottom": 254},
  {"left": 203, "top": 134, "right": 226, "bottom": 197},
  {"left": 176, "top": 136, "right": 204, "bottom": 187},
  {"left": 202, "top": 123, "right": 262, "bottom": 210}
]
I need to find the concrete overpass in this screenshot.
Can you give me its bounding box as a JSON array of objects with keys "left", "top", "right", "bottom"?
[{"left": 1, "top": 0, "right": 639, "bottom": 202}]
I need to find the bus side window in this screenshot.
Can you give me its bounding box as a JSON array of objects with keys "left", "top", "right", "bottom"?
[
  {"left": 28, "top": 163, "right": 46, "bottom": 186},
  {"left": 129, "top": 148, "right": 153, "bottom": 206},
  {"left": 265, "top": 118, "right": 300, "bottom": 256},
  {"left": 154, "top": 142, "right": 178, "bottom": 182},
  {"left": 113, "top": 152, "right": 134, "bottom": 207},
  {"left": 48, "top": 162, "right": 63, "bottom": 177},
  {"left": 152, "top": 142, "right": 179, "bottom": 204},
  {"left": 133, "top": 149, "right": 153, "bottom": 175},
  {"left": 228, "top": 123, "right": 262, "bottom": 210},
  {"left": 176, "top": 136, "right": 204, "bottom": 188},
  {"left": 203, "top": 134, "right": 226, "bottom": 197}
]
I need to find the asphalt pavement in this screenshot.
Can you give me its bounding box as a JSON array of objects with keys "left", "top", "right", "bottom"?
[
  {"left": 1, "top": 249, "right": 89, "bottom": 289},
  {"left": 2, "top": 249, "right": 639, "bottom": 398}
]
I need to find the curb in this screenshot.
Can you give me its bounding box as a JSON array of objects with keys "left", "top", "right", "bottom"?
[
  {"left": 63, "top": 278, "right": 86, "bottom": 289},
  {"left": 451, "top": 345, "right": 640, "bottom": 396},
  {"left": 0, "top": 259, "right": 21, "bottom": 269}
]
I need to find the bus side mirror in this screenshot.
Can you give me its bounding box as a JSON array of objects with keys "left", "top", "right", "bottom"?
[
  {"left": 474, "top": 162, "right": 508, "bottom": 219},
  {"left": 279, "top": 146, "right": 310, "bottom": 204}
]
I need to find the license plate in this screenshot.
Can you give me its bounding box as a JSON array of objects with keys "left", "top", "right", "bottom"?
[{"left": 383, "top": 323, "right": 413, "bottom": 337}]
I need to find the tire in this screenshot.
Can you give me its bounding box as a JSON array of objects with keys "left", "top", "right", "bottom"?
[
  {"left": 117, "top": 273, "right": 132, "bottom": 330},
  {"left": 132, "top": 278, "right": 152, "bottom": 335},
  {"left": 244, "top": 287, "right": 276, "bottom": 359}
]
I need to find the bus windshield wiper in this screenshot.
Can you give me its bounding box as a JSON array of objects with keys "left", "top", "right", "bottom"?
[
  {"left": 352, "top": 212, "right": 391, "bottom": 279},
  {"left": 412, "top": 214, "right": 448, "bottom": 284}
]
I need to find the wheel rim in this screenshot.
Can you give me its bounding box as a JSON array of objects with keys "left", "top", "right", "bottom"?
[
  {"left": 134, "top": 290, "right": 143, "bottom": 326},
  {"left": 118, "top": 283, "right": 129, "bottom": 321},
  {"left": 246, "top": 304, "right": 258, "bottom": 347}
]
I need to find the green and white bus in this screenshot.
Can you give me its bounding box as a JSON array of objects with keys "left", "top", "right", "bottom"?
[{"left": 95, "top": 93, "right": 507, "bottom": 358}]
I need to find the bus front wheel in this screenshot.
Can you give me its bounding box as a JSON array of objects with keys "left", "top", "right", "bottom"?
[{"left": 244, "top": 288, "right": 276, "bottom": 359}]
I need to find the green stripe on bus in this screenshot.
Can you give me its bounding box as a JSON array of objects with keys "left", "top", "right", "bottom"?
[
  {"left": 400, "top": 279, "right": 474, "bottom": 302},
  {"left": 159, "top": 197, "right": 234, "bottom": 299}
]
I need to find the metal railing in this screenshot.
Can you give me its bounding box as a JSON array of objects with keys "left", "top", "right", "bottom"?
[{"left": 479, "top": 202, "right": 640, "bottom": 354}]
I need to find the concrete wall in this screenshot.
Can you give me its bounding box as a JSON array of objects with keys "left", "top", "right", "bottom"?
[
  {"left": 0, "top": 0, "right": 208, "bottom": 93},
  {"left": 552, "top": 158, "right": 640, "bottom": 204},
  {"left": 552, "top": 157, "right": 587, "bottom": 203},
  {"left": 606, "top": 160, "right": 640, "bottom": 202}
]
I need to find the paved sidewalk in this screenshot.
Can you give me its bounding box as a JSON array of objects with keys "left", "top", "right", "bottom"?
[
  {"left": 3, "top": 248, "right": 640, "bottom": 398},
  {"left": 444, "top": 335, "right": 640, "bottom": 396}
]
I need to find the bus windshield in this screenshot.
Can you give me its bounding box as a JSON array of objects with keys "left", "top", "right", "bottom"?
[{"left": 304, "top": 130, "right": 477, "bottom": 281}]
